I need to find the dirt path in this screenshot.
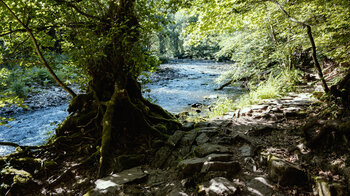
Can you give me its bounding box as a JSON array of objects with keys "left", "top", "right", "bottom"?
[{"left": 85, "top": 92, "right": 349, "bottom": 195}]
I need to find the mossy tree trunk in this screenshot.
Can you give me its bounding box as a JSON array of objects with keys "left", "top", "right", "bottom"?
[{"left": 54, "top": 0, "right": 181, "bottom": 178}]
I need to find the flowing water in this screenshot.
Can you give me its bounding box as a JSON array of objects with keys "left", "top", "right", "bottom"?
[
  {"left": 0, "top": 60, "right": 241, "bottom": 155},
  {"left": 144, "top": 59, "right": 240, "bottom": 113}
]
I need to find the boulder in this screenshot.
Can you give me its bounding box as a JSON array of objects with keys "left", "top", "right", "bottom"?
[{"left": 198, "top": 177, "right": 238, "bottom": 196}]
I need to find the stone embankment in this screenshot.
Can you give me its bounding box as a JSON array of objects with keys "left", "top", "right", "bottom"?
[{"left": 86, "top": 92, "right": 348, "bottom": 196}]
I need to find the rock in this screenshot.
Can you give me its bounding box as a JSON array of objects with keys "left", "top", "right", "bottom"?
[
  {"left": 206, "top": 154, "right": 233, "bottom": 162},
  {"left": 201, "top": 161, "right": 240, "bottom": 174},
  {"left": 239, "top": 144, "right": 253, "bottom": 157},
  {"left": 247, "top": 177, "right": 274, "bottom": 196},
  {"left": 241, "top": 108, "right": 253, "bottom": 116},
  {"left": 198, "top": 127, "right": 219, "bottom": 137},
  {"left": 199, "top": 177, "right": 238, "bottom": 196},
  {"left": 195, "top": 144, "right": 231, "bottom": 158},
  {"left": 196, "top": 133, "right": 210, "bottom": 145},
  {"left": 168, "top": 131, "right": 186, "bottom": 147},
  {"left": 315, "top": 177, "right": 347, "bottom": 196},
  {"left": 268, "top": 157, "right": 308, "bottom": 187},
  {"left": 182, "top": 122, "right": 194, "bottom": 131},
  {"left": 343, "top": 167, "right": 350, "bottom": 187},
  {"left": 115, "top": 154, "right": 145, "bottom": 172},
  {"left": 178, "top": 130, "right": 198, "bottom": 156},
  {"left": 88, "top": 166, "right": 147, "bottom": 195},
  {"left": 231, "top": 133, "right": 254, "bottom": 145},
  {"left": 251, "top": 105, "right": 269, "bottom": 111},
  {"left": 191, "top": 103, "right": 203, "bottom": 108},
  {"left": 178, "top": 157, "right": 206, "bottom": 177},
  {"left": 178, "top": 154, "right": 235, "bottom": 177},
  {"left": 194, "top": 122, "right": 211, "bottom": 128},
  {"left": 153, "top": 146, "right": 172, "bottom": 168},
  {"left": 168, "top": 188, "right": 188, "bottom": 196}
]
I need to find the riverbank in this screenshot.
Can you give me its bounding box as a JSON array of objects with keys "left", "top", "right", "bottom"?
[{"left": 0, "top": 85, "right": 78, "bottom": 116}]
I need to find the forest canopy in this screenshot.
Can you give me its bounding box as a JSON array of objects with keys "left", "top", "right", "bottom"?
[{"left": 0, "top": 0, "right": 349, "bottom": 195}]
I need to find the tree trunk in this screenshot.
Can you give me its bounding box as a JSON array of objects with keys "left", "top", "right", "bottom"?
[
  {"left": 57, "top": 71, "right": 181, "bottom": 177},
  {"left": 273, "top": 0, "right": 329, "bottom": 93}
]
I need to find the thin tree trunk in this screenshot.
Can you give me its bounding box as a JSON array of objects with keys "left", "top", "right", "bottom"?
[
  {"left": 0, "top": 0, "right": 77, "bottom": 97},
  {"left": 273, "top": 0, "right": 329, "bottom": 93}
]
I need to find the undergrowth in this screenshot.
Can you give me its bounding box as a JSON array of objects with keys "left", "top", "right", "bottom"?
[{"left": 209, "top": 68, "right": 302, "bottom": 118}]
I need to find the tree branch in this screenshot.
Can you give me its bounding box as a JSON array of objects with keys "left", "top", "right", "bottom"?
[
  {"left": 0, "top": 141, "right": 20, "bottom": 148},
  {"left": 0, "top": 0, "right": 77, "bottom": 97},
  {"left": 272, "top": 0, "right": 329, "bottom": 93},
  {"left": 54, "top": 0, "right": 103, "bottom": 21}
]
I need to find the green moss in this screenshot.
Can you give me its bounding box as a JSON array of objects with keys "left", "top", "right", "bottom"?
[{"left": 1, "top": 168, "right": 32, "bottom": 184}]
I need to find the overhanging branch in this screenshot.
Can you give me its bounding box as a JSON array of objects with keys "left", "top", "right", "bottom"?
[
  {"left": 54, "top": 0, "right": 103, "bottom": 21},
  {"left": 0, "top": 0, "right": 77, "bottom": 97},
  {"left": 272, "top": 0, "right": 329, "bottom": 93}
]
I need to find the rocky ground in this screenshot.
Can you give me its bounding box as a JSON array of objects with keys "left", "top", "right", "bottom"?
[{"left": 86, "top": 92, "right": 350, "bottom": 196}]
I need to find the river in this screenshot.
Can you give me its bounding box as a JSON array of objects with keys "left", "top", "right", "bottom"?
[{"left": 0, "top": 59, "right": 241, "bottom": 155}]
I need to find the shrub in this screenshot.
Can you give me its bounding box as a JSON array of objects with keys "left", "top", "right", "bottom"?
[{"left": 9, "top": 79, "right": 28, "bottom": 98}]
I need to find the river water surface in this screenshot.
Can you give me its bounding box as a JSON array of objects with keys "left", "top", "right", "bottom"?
[{"left": 0, "top": 60, "right": 240, "bottom": 155}]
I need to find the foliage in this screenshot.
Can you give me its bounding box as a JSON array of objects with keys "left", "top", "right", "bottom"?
[
  {"left": 209, "top": 68, "right": 302, "bottom": 117},
  {"left": 183, "top": 0, "right": 350, "bottom": 84}
]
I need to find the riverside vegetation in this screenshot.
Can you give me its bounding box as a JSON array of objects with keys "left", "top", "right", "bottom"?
[{"left": 0, "top": 0, "right": 350, "bottom": 195}]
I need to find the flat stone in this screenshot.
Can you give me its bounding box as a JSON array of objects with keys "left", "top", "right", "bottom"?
[
  {"left": 89, "top": 167, "right": 147, "bottom": 195},
  {"left": 196, "top": 133, "right": 210, "bottom": 145},
  {"left": 247, "top": 177, "right": 274, "bottom": 196},
  {"left": 178, "top": 158, "right": 206, "bottom": 177},
  {"left": 201, "top": 161, "right": 240, "bottom": 174},
  {"left": 268, "top": 157, "right": 308, "bottom": 187},
  {"left": 195, "top": 144, "right": 231, "bottom": 157},
  {"left": 199, "top": 177, "right": 238, "bottom": 196}
]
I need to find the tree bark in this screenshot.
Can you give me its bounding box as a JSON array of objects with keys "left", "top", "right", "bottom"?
[{"left": 272, "top": 0, "right": 329, "bottom": 93}]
